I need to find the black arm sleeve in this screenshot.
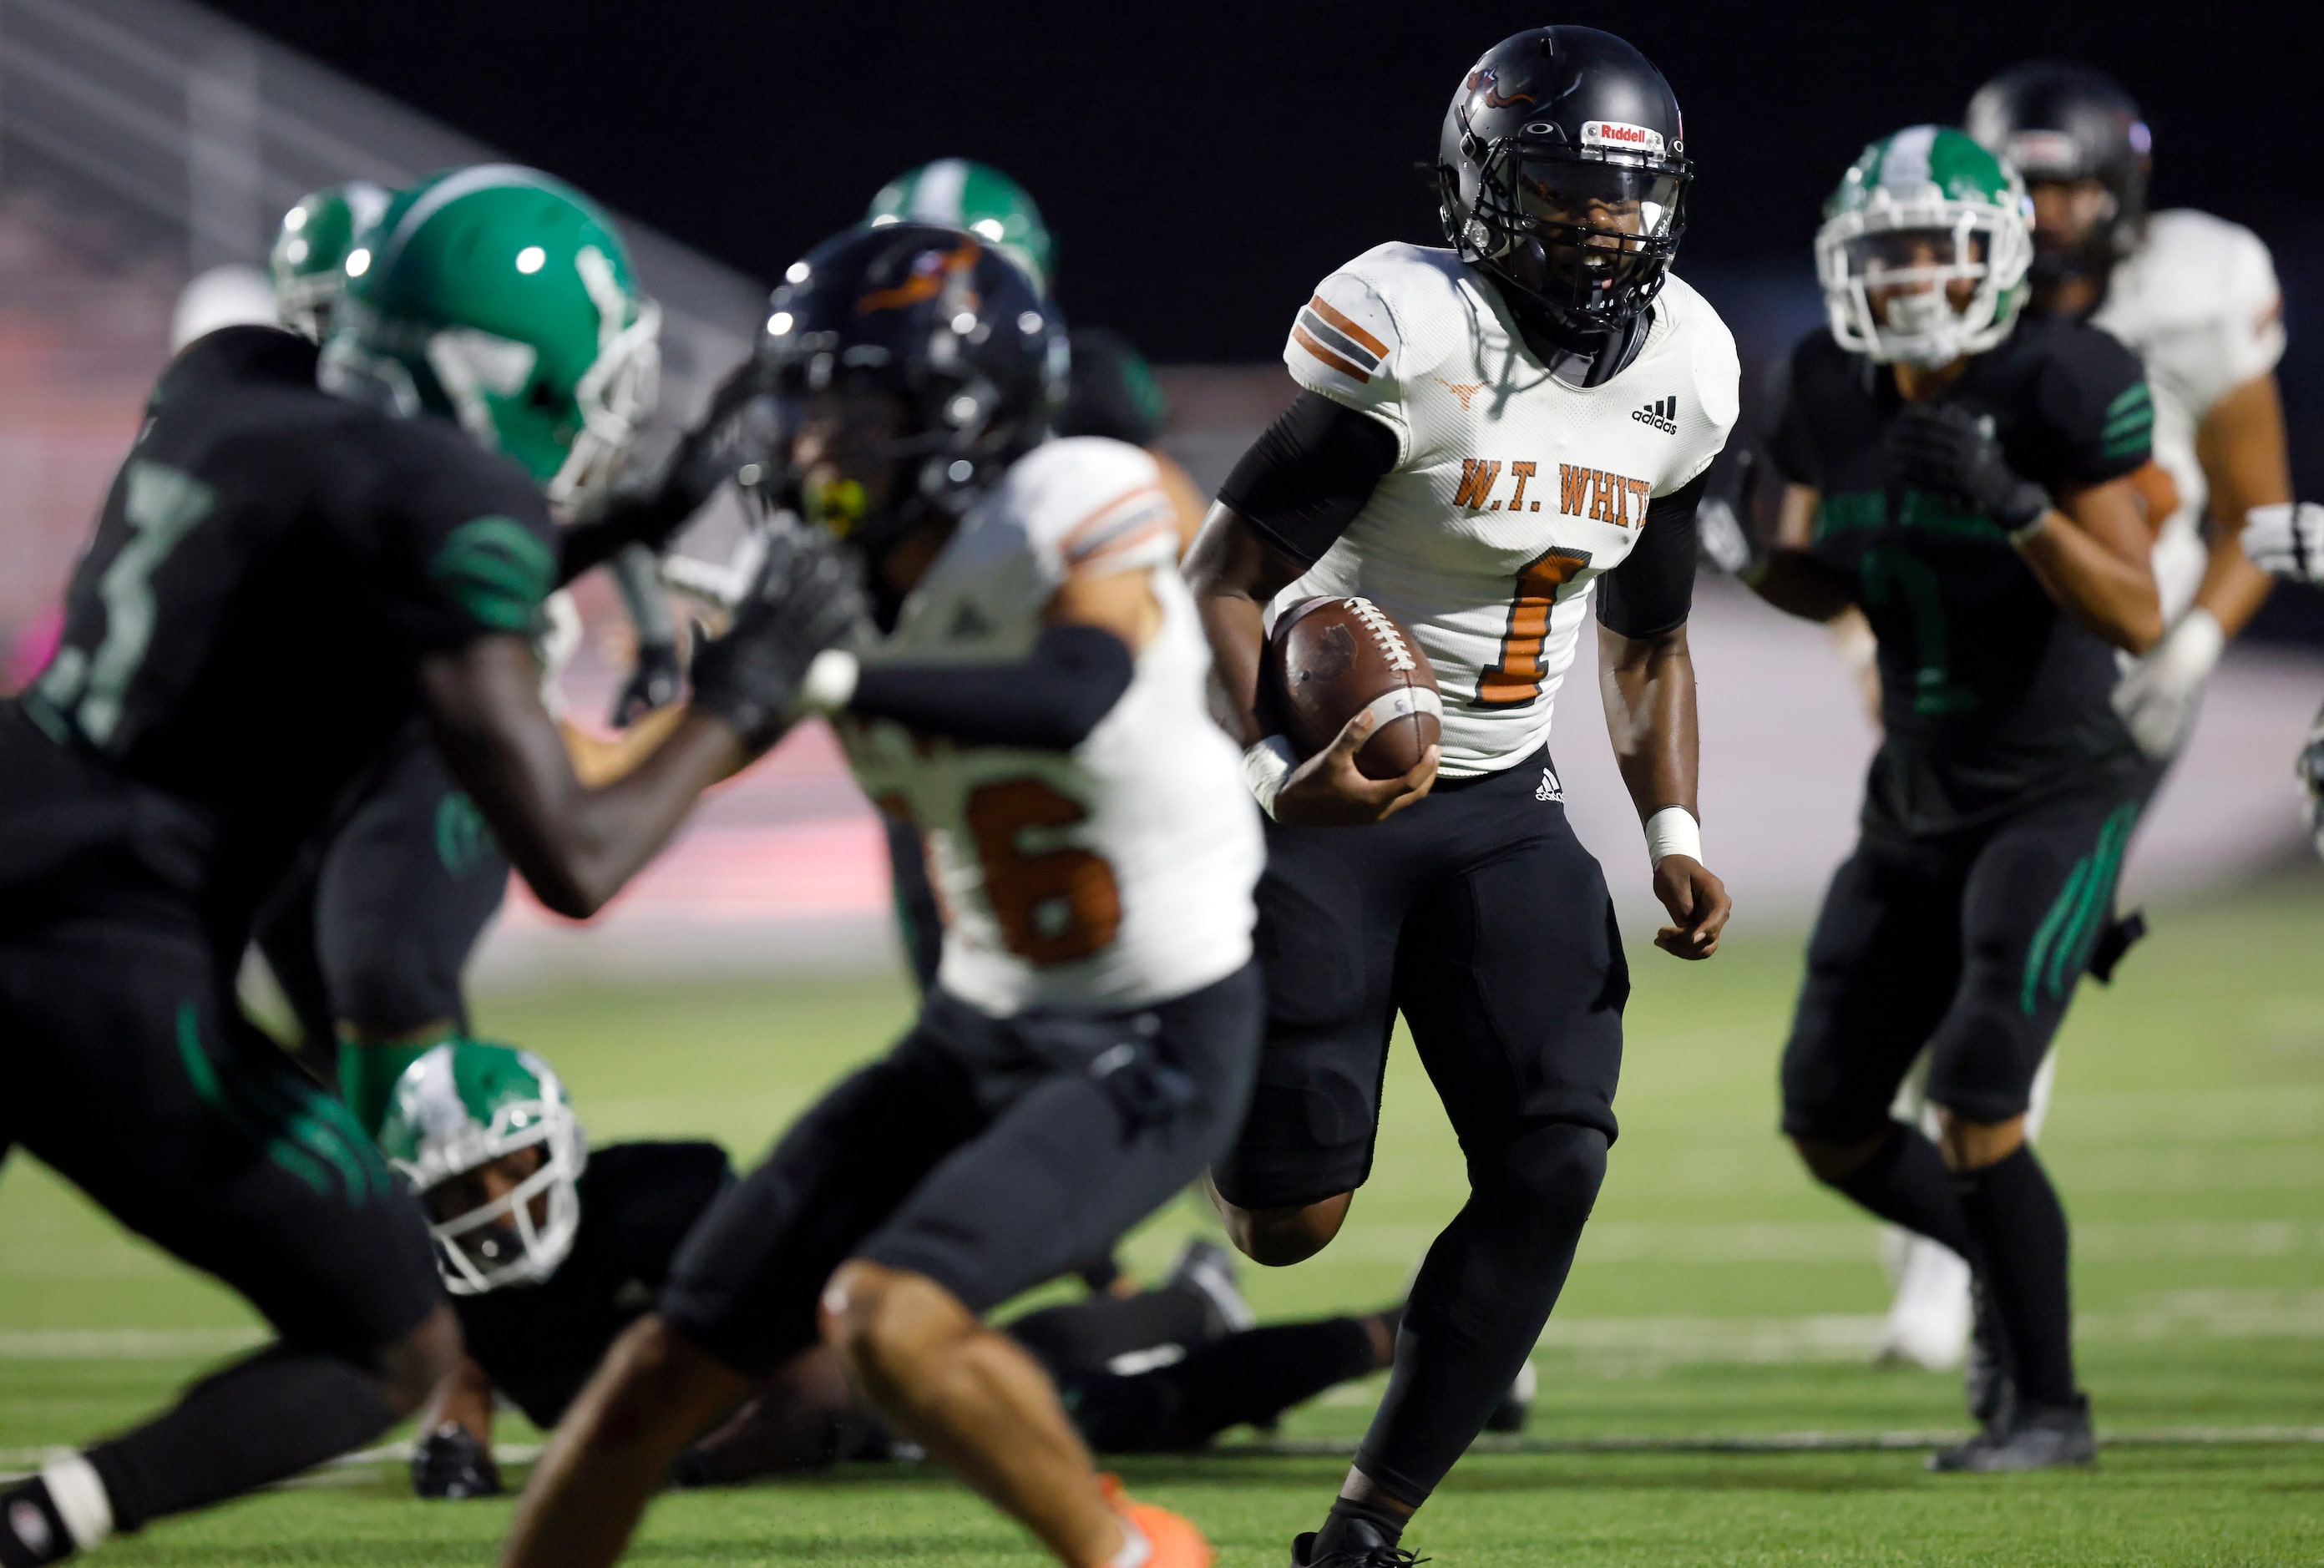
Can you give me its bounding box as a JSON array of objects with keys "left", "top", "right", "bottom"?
[
  {"left": 1215, "top": 390, "right": 1399, "bottom": 565},
  {"left": 1595, "top": 470, "right": 1708, "bottom": 639},
  {"left": 848, "top": 623, "right": 1136, "bottom": 751}
]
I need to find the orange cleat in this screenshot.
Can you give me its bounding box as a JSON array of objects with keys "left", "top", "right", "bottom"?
[{"left": 1096, "top": 1474, "right": 1216, "bottom": 1568}]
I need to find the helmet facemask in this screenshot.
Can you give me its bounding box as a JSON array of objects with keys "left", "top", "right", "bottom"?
[
  {"left": 1817, "top": 199, "right": 2030, "bottom": 367},
  {"left": 398, "top": 1090, "right": 585, "bottom": 1296},
  {"left": 1452, "top": 135, "right": 1687, "bottom": 340}
]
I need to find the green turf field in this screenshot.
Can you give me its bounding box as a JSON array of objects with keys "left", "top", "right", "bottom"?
[{"left": 4, "top": 883, "right": 2321, "bottom": 1564}]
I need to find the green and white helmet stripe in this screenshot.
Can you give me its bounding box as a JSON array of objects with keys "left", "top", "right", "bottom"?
[
  {"left": 377, "top": 1039, "right": 586, "bottom": 1295},
  {"left": 867, "top": 159, "right": 1055, "bottom": 291},
  {"left": 319, "top": 164, "right": 661, "bottom": 513},
  {"left": 1814, "top": 124, "right": 2033, "bottom": 367},
  {"left": 269, "top": 180, "right": 394, "bottom": 341}
]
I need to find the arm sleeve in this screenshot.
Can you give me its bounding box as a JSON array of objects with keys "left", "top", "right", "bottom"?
[
  {"left": 382, "top": 427, "right": 561, "bottom": 652},
  {"left": 1214, "top": 390, "right": 1400, "bottom": 566},
  {"left": 2035, "top": 329, "right": 2154, "bottom": 488},
  {"left": 1759, "top": 340, "right": 1821, "bottom": 488},
  {"left": 1596, "top": 471, "right": 1707, "bottom": 639},
  {"left": 849, "top": 623, "right": 1136, "bottom": 751}
]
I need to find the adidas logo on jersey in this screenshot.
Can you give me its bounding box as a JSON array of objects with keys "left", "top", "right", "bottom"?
[
  {"left": 1633, "top": 395, "right": 1679, "bottom": 434},
  {"left": 1535, "top": 766, "right": 1564, "bottom": 803}
]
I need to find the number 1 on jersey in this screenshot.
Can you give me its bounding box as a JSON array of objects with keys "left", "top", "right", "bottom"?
[{"left": 1476, "top": 544, "right": 1592, "bottom": 706}]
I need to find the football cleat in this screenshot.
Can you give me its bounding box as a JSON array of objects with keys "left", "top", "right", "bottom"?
[
  {"left": 1872, "top": 1235, "right": 1972, "bottom": 1373},
  {"left": 409, "top": 1423, "right": 504, "bottom": 1500},
  {"left": 1097, "top": 1474, "right": 1214, "bottom": 1568},
  {"left": 1165, "top": 1239, "right": 1255, "bottom": 1338},
  {"left": 1962, "top": 1275, "right": 2014, "bottom": 1433},
  {"left": 1929, "top": 1398, "right": 2095, "bottom": 1472},
  {"left": 1291, "top": 1530, "right": 1430, "bottom": 1566},
  {"left": 1483, "top": 1356, "right": 1537, "bottom": 1434}
]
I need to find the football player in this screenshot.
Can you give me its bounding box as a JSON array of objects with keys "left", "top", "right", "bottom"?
[
  {"left": 2232, "top": 505, "right": 2324, "bottom": 853},
  {"left": 376, "top": 1039, "right": 1395, "bottom": 1498},
  {"left": 0, "top": 165, "right": 853, "bottom": 1566},
  {"left": 864, "top": 159, "right": 1204, "bottom": 1003},
  {"left": 1862, "top": 63, "right": 2302, "bottom": 1373},
  {"left": 1184, "top": 28, "right": 1737, "bottom": 1565},
  {"left": 1743, "top": 127, "right": 2162, "bottom": 1469},
  {"left": 246, "top": 180, "right": 691, "bottom": 1128},
  {"left": 501, "top": 223, "right": 1263, "bottom": 1568}
]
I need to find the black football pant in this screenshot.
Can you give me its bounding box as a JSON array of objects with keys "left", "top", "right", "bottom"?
[
  {"left": 0, "top": 900, "right": 443, "bottom": 1535},
  {"left": 1213, "top": 748, "right": 1625, "bottom": 1505},
  {"left": 661, "top": 965, "right": 1263, "bottom": 1378}
]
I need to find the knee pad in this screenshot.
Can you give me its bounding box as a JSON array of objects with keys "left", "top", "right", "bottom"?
[{"left": 1471, "top": 1121, "right": 1608, "bottom": 1236}]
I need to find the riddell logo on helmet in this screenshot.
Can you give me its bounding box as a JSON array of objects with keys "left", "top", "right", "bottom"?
[
  {"left": 1582, "top": 120, "right": 1664, "bottom": 155},
  {"left": 2004, "top": 130, "right": 2082, "bottom": 176}
]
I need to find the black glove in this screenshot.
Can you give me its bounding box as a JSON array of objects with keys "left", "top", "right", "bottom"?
[
  {"left": 560, "top": 362, "right": 777, "bottom": 579},
  {"left": 688, "top": 524, "right": 868, "bottom": 752},
  {"left": 1886, "top": 402, "right": 2049, "bottom": 533},
  {"left": 410, "top": 1423, "right": 502, "bottom": 1500},
  {"left": 610, "top": 639, "right": 684, "bottom": 727}
]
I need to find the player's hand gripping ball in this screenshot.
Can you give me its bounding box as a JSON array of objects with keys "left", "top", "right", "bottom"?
[{"left": 1257, "top": 595, "right": 1443, "bottom": 827}]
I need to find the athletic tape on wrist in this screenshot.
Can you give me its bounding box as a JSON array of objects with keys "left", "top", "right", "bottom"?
[
  {"left": 2008, "top": 511, "right": 2052, "bottom": 549},
  {"left": 1644, "top": 806, "right": 1701, "bottom": 868},
  {"left": 1243, "top": 735, "right": 1299, "bottom": 821},
  {"left": 40, "top": 1454, "right": 114, "bottom": 1551},
  {"left": 796, "top": 648, "right": 860, "bottom": 716}
]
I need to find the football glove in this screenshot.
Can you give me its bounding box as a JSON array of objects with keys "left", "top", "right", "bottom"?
[
  {"left": 1886, "top": 403, "right": 2049, "bottom": 534},
  {"left": 2240, "top": 501, "right": 2324, "bottom": 584},
  {"left": 688, "top": 523, "right": 868, "bottom": 752},
  {"left": 410, "top": 1423, "right": 502, "bottom": 1500},
  {"left": 2111, "top": 608, "right": 2223, "bottom": 759},
  {"left": 610, "top": 638, "right": 684, "bottom": 727}
]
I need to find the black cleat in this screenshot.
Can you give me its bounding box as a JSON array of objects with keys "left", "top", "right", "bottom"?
[
  {"left": 1963, "top": 1276, "right": 2014, "bottom": 1434},
  {"left": 409, "top": 1423, "right": 503, "bottom": 1500},
  {"left": 1929, "top": 1398, "right": 2097, "bottom": 1472},
  {"left": 1166, "top": 1238, "right": 1254, "bottom": 1338},
  {"left": 1291, "top": 1530, "right": 1430, "bottom": 1566}
]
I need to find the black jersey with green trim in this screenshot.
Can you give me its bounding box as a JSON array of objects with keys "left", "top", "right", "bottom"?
[
  {"left": 3, "top": 329, "right": 556, "bottom": 936},
  {"left": 1766, "top": 316, "right": 2154, "bottom": 836}
]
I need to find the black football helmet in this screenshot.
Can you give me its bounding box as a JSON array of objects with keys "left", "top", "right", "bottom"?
[
  {"left": 1965, "top": 63, "right": 2150, "bottom": 285},
  {"left": 756, "top": 221, "right": 1069, "bottom": 562},
  {"left": 1438, "top": 27, "right": 1692, "bottom": 342}
]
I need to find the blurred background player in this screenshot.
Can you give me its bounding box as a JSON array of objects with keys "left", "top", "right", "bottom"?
[
  {"left": 376, "top": 1039, "right": 1398, "bottom": 1498},
  {"left": 0, "top": 164, "right": 855, "bottom": 1565},
  {"left": 863, "top": 159, "right": 1206, "bottom": 999},
  {"left": 1187, "top": 28, "right": 1736, "bottom": 1565},
  {"left": 235, "top": 180, "right": 693, "bottom": 1128},
  {"left": 503, "top": 222, "right": 1263, "bottom": 1568},
  {"left": 1744, "top": 126, "right": 2161, "bottom": 1469},
  {"left": 2234, "top": 501, "right": 2324, "bottom": 852},
  {"left": 1855, "top": 63, "right": 2300, "bottom": 1374}
]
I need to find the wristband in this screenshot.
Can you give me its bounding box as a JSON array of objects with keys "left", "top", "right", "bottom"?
[
  {"left": 795, "top": 648, "right": 861, "bottom": 716},
  {"left": 2006, "top": 504, "right": 2053, "bottom": 548},
  {"left": 1243, "top": 735, "right": 1299, "bottom": 821},
  {"left": 1644, "top": 806, "right": 1701, "bottom": 868}
]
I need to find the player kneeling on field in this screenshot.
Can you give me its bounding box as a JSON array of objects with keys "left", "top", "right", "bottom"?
[
  {"left": 501, "top": 222, "right": 1264, "bottom": 1568},
  {"left": 1740, "top": 126, "right": 2164, "bottom": 1470},
  {"left": 377, "top": 1039, "right": 1402, "bottom": 1497}
]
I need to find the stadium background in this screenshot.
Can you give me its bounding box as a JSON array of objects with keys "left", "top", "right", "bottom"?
[{"left": 0, "top": 2, "right": 2319, "bottom": 1560}]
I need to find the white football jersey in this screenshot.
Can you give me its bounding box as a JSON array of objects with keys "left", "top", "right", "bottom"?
[
  {"left": 837, "top": 437, "right": 1261, "bottom": 1015},
  {"left": 2092, "top": 210, "right": 2286, "bottom": 621},
  {"left": 1278, "top": 244, "right": 1739, "bottom": 777}
]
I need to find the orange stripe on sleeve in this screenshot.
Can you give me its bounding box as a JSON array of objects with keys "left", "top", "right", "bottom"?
[
  {"left": 1293, "top": 324, "right": 1370, "bottom": 384},
  {"left": 1066, "top": 519, "right": 1173, "bottom": 575},
  {"left": 1306, "top": 295, "right": 1388, "bottom": 359},
  {"left": 1057, "top": 483, "right": 1167, "bottom": 560}
]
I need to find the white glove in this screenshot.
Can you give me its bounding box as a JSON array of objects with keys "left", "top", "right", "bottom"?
[
  {"left": 2240, "top": 502, "right": 2324, "bottom": 582},
  {"left": 2112, "top": 608, "right": 2223, "bottom": 759}
]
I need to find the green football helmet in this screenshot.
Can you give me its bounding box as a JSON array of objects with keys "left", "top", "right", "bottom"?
[
  {"left": 377, "top": 1039, "right": 586, "bottom": 1295},
  {"left": 866, "top": 159, "right": 1055, "bottom": 291},
  {"left": 1815, "top": 125, "right": 2033, "bottom": 367},
  {"left": 318, "top": 164, "right": 661, "bottom": 513},
  {"left": 268, "top": 180, "right": 395, "bottom": 342}
]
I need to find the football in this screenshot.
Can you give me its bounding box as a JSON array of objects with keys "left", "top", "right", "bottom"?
[{"left": 1263, "top": 594, "right": 1442, "bottom": 780}]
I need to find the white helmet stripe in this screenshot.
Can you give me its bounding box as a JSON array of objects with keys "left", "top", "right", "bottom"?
[
  {"left": 1879, "top": 124, "right": 1938, "bottom": 191},
  {"left": 371, "top": 163, "right": 568, "bottom": 276},
  {"left": 907, "top": 158, "right": 970, "bottom": 225}
]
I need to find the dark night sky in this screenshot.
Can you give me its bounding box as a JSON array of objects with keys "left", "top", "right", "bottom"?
[{"left": 209, "top": 0, "right": 2321, "bottom": 362}]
